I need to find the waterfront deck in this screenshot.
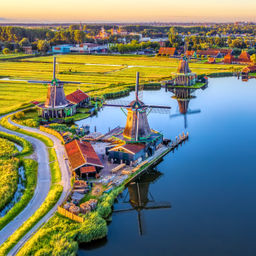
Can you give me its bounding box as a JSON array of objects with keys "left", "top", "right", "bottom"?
[{"left": 125, "top": 133, "right": 189, "bottom": 184}]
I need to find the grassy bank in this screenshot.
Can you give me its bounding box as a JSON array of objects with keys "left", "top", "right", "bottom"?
[
  {"left": 17, "top": 186, "right": 124, "bottom": 255},
  {"left": 0, "top": 112, "right": 63, "bottom": 254},
  {"left": 0, "top": 159, "right": 37, "bottom": 231},
  {"left": 0, "top": 159, "right": 19, "bottom": 212},
  {"left": 0, "top": 131, "right": 33, "bottom": 157},
  {"left": 0, "top": 114, "right": 53, "bottom": 147}
]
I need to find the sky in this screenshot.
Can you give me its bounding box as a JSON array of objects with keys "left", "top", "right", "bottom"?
[{"left": 1, "top": 0, "right": 256, "bottom": 23}]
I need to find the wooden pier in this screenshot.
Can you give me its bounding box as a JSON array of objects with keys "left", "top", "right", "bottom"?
[{"left": 125, "top": 132, "right": 189, "bottom": 184}]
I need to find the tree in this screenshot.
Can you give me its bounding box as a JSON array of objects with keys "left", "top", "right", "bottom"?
[
  {"left": 37, "top": 40, "right": 50, "bottom": 53},
  {"left": 19, "top": 37, "right": 30, "bottom": 48},
  {"left": 2, "top": 48, "right": 10, "bottom": 54},
  {"left": 251, "top": 54, "right": 256, "bottom": 64},
  {"left": 168, "top": 27, "right": 182, "bottom": 48},
  {"left": 74, "top": 30, "right": 84, "bottom": 44}
]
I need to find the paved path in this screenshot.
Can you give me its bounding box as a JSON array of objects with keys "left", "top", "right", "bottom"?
[{"left": 0, "top": 114, "right": 71, "bottom": 255}]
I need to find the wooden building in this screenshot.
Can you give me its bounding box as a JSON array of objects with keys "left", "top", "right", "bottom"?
[
  {"left": 224, "top": 53, "right": 234, "bottom": 64},
  {"left": 158, "top": 47, "right": 177, "bottom": 56},
  {"left": 172, "top": 57, "right": 196, "bottom": 86},
  {"left": 197, "top": 49, "right": 222, "bottom": 58},
  {"left": 65, "top": 139, "right": 104, "bottom": 179},
  {"left": 66, "top": 89, "right": 90, "bottom": 108},
  {"left": 238, "top": 51, "right": 251, "bottom": 63},
  {"left": 38, "top": 81, "right": 76, "bottom": 119}
]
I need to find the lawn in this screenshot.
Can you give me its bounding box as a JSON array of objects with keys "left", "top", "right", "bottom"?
[{"left": 0, "top": 54, "right": 245, "bottom": 115}]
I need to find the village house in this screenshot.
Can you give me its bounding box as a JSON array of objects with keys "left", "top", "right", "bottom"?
[
  {"left": 158, "top": 47, "right": 177, "bottom": 57},
  {"left": 196, "top": 49, "right": 222, "bottom": 58},
  {"left": 66, "top": 89, "right": 90, "bottom": 108},
  {"left": 238, "top": 51, "right": 251, "bottom": 63},
  {"left": 65, "top": 139, "right": 104, "bottom": 179},
  {"left": 185, "top": 50, "right": 196, "bottom": 58},
  {"left": 224, "top": 53, "right": 235, "bottom": 64}
]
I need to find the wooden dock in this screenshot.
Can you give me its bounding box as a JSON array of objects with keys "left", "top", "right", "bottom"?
[{"left": 125, "top": 132, "right": 189, "bottom": 184}]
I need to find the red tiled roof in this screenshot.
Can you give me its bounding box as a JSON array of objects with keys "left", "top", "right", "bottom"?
[
  {"left": 209, "top": 48, "right": 232, "bottom": 55},
  {"left": 158, "top": 47, "right": 176, "bottom": 56},
  {"left": 80, "top": 166, "right": 96, "bottom": 174},
  {"left": 239, "top": 51, "right": 251, "bottom": 62},
  {"left": 197, "top": 49, "right": 220, "bottom": 57},
  {"left": 66, "top": 89, "right": 89, "bottom": 104},
  {"left": 185, "top": 50, "right": 195, "bottom": 56},
  {"left": 65, "top": 139, "right": 103, "bottom": 170},
  {"left": 122, "top": 143, "right": 145, "bottom": 154},
  {"left": 208, "top": 57, "right": 215, "bottom": 63}
]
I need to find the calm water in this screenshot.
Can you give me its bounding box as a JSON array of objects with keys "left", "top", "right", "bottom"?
[{"left": 77, "top": 77, "right": 256, "bottom": 256}]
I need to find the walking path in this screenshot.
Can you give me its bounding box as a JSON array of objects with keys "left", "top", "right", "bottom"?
[{"left": 0, "top": 113, "right": 71, "bottom": 255}]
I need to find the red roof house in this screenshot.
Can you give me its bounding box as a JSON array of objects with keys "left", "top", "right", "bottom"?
[
  {"left": 65, "top": 139, "right": 103, "bottom": 171},
  {"left": 238, "top": 51, "right": 251, "bottom": 63},
  {"left": 158, "top": 47, "right": 177, "bottom": 56},
  {"left": 66, "top": 89, "right": 90, "bottom": 106},
  {"left": 185, "top": 50, "right": 195, "bottom": 57},
  {"left": 197, "top": 49, "right": 222, "bottom": 58},
  {"left": 224, "top": 53, "right": 234, "bottom": 64}
]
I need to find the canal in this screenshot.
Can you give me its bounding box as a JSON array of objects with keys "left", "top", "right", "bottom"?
[{"left": 77, "top": 77, "right": 256, "bottom": 256}]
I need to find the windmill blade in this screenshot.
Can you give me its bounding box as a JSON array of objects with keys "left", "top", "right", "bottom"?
[
  {"left": 27, "top": 80, "right": 51, "bottom": 84},
  {"left": 145, "top": 104, "right": 171, "bottom": 110},
  {"left": 103, "top": 103, "right": 129, "bottom": 108},
  {"left": 53, "top": 56, "right": 56, "bottom": 80},
  {"left": 113, "top": 207, "right": 136, "bottom": 213},
  {"left": 148, "top": 107, "right": 170, "bottom": 115},
  {"left": 144, "top": 201, "right": 171, "bottom": 210},
  {"left": 169, "top": 113, "right": 183, "bottom": 118},
  {"left": 61, "top": 81, "right": 82, "bottom": 84},
  {"left": 106, "top": 99, "right": 131, "bottom": 106},
  {"left": 187, "top": 109, "right": 201, "bottom": 115},
  {"left": 138, "top": 210, "right": 146, "bottom": 236},
  {"left": 135, "top": 72, "right": 139, "bottom": 100}
]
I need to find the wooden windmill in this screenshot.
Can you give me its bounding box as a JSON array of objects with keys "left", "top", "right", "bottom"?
[
  {"left": 28, "top": 56, "right": 81, "bottom": 118},
  {"left": 114, "top": 169, "right": 171, "bottom": 236},
  {"left": 104, "top": 72, "right": 171, "bottom": 142}
]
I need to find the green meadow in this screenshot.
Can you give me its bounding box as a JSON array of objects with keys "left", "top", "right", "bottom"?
[{"left": 0, "top": 54, "right": 244, "bottom": 115}]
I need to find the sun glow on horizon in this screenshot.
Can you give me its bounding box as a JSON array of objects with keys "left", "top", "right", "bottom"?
[{"left": 1, "top": 0, "right": 256, "bottom": 23}]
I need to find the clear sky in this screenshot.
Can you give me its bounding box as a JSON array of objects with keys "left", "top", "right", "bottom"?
[{"left": 1, "top": 0, "right": 256, "bottom": 23}]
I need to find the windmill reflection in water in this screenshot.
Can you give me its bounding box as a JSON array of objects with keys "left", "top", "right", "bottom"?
[{"left": 114, "top": 168, "right": 171, "bottom": 236}]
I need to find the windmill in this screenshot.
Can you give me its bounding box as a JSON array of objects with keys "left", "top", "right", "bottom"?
[
  {"left": 169, "top": 88, "right": 201, "bottom": 129},
  {"left": 28, "top": 56, "right": 82, "bottom": 119},
  {"left": 103, "top": 72, "right": 171, "bottom": 142},
  {"left": 114, "top": 169, "right": 171, "bottom": 236}
]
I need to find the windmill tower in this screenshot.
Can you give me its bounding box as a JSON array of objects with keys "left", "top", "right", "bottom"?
[
  {"left": 104, "top": 72, "right": 171, "bottom": 142},
  {"left": 28, "top": 56, "right": 81, "bottom": 119}
]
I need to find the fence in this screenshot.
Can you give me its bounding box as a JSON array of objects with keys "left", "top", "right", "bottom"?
[
  {"left": 39, "top": 126, "right": 65, "bottom": 144},
  {"left": 58, "top": 206, "right": 84, "bottom": 223}
]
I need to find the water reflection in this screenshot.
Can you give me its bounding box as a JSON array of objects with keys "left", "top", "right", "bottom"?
[
  {"left": 114, "top": 168, "right": 171, "bottom": 236},
  {"left": 169, "top": 88, "right": 201, "bottom": 129}
]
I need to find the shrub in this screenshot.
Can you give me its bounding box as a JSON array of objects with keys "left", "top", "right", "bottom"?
[
  {"left": 2, "top": 48, "right": 10, "bottom": 54},
  {"left": 0, "top": 138, "right": 18, "bottom": 158}
]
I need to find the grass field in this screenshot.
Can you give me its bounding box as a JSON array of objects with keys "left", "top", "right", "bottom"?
[{"left": 0, "top": 54, "right": 244, "bottom": 115}]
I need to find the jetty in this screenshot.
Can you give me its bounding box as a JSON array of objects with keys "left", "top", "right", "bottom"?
[{"left": 125, "top": 132, "right": 189, "bottom": 184}]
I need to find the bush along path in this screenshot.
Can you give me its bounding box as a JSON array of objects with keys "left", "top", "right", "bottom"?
[{"left": 0, "top": 111, "right": 71, "bottom": 255}]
